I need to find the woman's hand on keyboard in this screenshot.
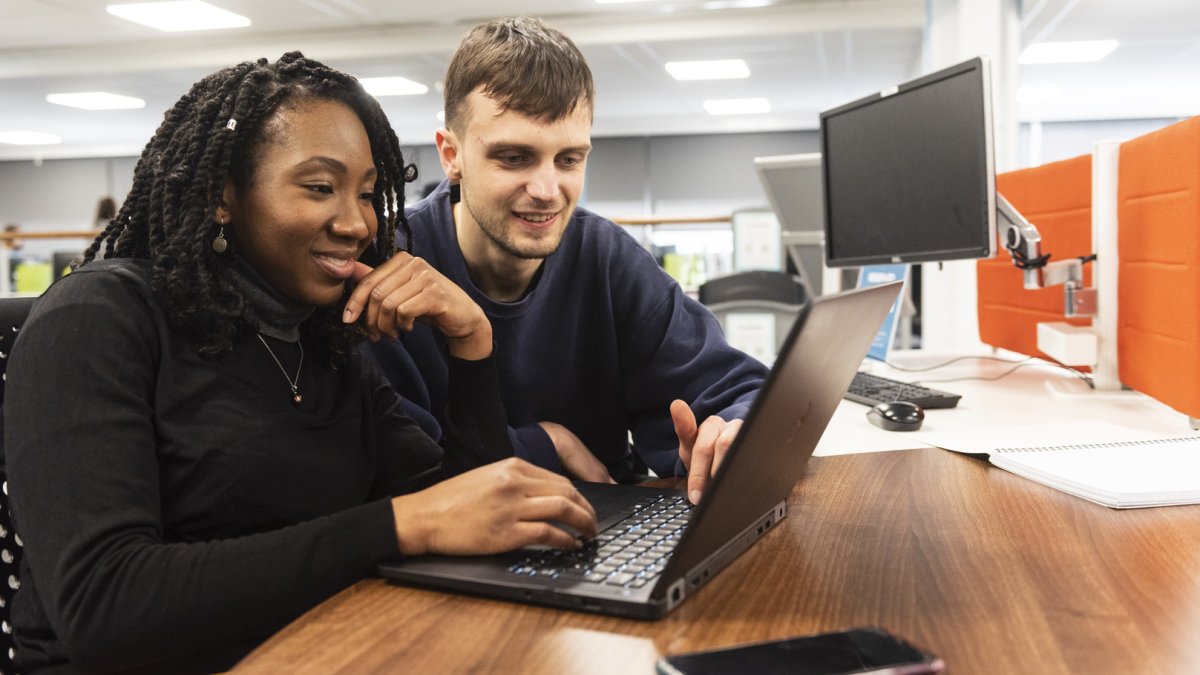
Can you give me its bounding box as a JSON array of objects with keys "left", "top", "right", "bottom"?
[{"left": 390, "top": 458, "right": 598, "bottom": 555}]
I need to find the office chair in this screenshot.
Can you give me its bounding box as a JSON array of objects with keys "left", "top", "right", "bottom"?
[
  {"left": 698, "top": 269, "right": 807, "bottom": 306},
  {"left": 0, "top": 295, "right": 36, "bottom": 671},
  {"left": 699, "top": 271, "right": 807, "bottom": 359}
]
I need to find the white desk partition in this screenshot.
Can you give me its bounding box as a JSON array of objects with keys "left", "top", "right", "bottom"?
[{"left": 1089, "top": 139, "right": 1122, "bottom": 391}]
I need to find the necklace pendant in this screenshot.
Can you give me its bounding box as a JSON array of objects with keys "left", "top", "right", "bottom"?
[{"left": 256, "top": 333, "right": 305, "bottom": 409}]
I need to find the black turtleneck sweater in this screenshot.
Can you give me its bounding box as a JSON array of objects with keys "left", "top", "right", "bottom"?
[{"left": 2, "top": 259, "right": 508, "bottom": 674}]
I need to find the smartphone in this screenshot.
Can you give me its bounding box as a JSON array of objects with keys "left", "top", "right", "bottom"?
[{"left": 655, "top": 626, "right": 943, "bottom": 675}]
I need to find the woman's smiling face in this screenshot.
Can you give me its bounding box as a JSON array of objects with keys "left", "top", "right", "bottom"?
[{"left": 222, "top": 98, "right": 378, "bottom": 307}]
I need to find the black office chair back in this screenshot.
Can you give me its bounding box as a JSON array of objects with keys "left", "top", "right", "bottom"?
[
  {"left": 0, "top": 295, "right": 36, "bottom": 671},
  {"left": 697, "top": 270, "right": 807, "bottom": 306}
]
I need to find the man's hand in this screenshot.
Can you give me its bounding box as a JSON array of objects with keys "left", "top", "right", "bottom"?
[
  {"left": 343, "top": 252, "right": 492, "bottom": 360},
  {"left": 539, "top": 422, "right": 616, "bottom": 484},
  {"left": 390, "top": 458, "right": 598, "bottom": 555},
  {"left": 670, "top": 400, "right": 743, "bottom": 505}
]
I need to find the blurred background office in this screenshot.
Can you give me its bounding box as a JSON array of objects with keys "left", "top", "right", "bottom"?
[{"left": 1, "top": 0, "right": 1197, "bottom": 348}]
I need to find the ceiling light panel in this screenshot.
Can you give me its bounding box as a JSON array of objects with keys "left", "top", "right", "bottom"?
[
  {"left": 358, "top": 77, "right": 429, "bottom": 97},
  {"left": 46, "top": 92, "right": 146, "bottom": 110},
  {"left": 665, "top": 59, "right": 751, "bottom": 81},
  {"left": 106, "top": 1, "right": 251, "bottom": 32},
  {"left": 703, "top": 98, "right": 771, "bottom": 115},
  {"left": 703, "top": 0, "right": 774, "bottom": 8},
  {"left": 1016, "top": 86, "right": 1060, "bottom": 103},
  {"left": 1019, "top": 40, "right": 1119, "bottom": 64},
  {"left": 0, "top": 131, "right": 62, "bottom": 145}
]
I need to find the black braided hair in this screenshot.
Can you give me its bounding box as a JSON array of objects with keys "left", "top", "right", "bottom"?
[{"left": 84, "top": 52, "right": 416, "bottom": 366}]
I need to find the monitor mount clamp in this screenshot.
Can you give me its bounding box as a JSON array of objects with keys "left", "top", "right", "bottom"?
[{"left": 997, "top": 193, "right": 1096, "bottom": 318}]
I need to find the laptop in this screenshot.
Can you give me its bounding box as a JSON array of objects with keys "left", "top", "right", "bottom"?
[{"left": 378, "top": 281, "right": 902, "bottom": 619}]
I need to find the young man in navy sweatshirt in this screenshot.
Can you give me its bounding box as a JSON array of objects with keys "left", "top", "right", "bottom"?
[{"left": 361, "top": 17, "right": 768, "bottom": 504}]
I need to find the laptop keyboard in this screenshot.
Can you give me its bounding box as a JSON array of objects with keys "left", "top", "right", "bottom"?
[{"left": 508, "top": 493, "right": 693, "bottom": 589}]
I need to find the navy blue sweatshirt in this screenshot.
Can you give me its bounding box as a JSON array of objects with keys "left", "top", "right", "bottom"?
[{"left": 368, "top": 181, "right": 768, "bottom": 481}]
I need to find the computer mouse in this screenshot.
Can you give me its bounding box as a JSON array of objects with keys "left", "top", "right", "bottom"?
[{"left": 866, "top": 401, "right": 925, "bottom": 432}]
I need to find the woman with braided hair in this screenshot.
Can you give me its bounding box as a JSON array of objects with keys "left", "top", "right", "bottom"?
[{"left": 3, "top": 52, "right": 595, "bottom": 673}]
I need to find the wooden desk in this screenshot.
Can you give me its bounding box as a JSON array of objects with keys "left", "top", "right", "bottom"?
[{"left": 233, "top": 449, "right": 1200, "bottom": 674}]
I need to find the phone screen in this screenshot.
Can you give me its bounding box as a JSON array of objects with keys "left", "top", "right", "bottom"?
[{"left": 656, "top": 627, "right": 942, "bottom": 675}]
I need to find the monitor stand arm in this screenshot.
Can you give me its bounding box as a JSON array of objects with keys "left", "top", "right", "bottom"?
[{"left": 997, "top": 193, "right": 1095, "bottom": 317}]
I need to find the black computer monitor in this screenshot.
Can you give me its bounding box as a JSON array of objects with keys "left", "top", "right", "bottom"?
[{"left": 819, "top": 57, "right": 997, "bottom": 267}]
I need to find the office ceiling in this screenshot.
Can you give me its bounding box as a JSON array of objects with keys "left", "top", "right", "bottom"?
[{"left": 1, "top": 0, "right": 1198, "bottom": 161}]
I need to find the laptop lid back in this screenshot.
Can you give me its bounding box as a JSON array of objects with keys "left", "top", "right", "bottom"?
[{"left": 653, "top": 282, "right": 901, "bottom": 598}]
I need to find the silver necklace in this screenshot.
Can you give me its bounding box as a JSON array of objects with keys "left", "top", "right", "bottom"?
[{"left": 256, "top": 333, "right": 304, "bottom": 407}]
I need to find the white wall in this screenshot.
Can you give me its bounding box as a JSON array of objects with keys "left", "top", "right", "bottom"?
[
  {"left": 1019, "top": 118, "right": 1183, "bottom": 167},
  {"left": 1, "top": 119, "right": 1187, "bottom": 347},
  {"left": 0, "top": 156, "right": 136, "bottom": 258},
  {"left": 399, "top": 129, "right": 823, "bottom": 219}
]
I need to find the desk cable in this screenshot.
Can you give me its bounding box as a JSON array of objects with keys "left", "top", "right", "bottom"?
[{"left": 876, "top": 354, "right": 1094, "bottom": 388}]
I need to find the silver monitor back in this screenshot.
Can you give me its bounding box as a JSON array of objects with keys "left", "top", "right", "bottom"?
[{"left": 754, "top": 153, "right": 851, "bottom": 295}]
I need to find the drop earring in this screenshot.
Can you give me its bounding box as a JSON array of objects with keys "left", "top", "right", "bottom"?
[
  {"left": 212, "top": 219, "right": 228, "bottom": 254},
  {"left": 448, "top": 181, "right": 461, "bottom": 204}
]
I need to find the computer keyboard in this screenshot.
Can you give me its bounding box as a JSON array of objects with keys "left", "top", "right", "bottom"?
[
  {"left": 507, "top": 494, "right": 693, "bottom": 588},
  {"left": 845, "top": 370, "right": 962, "bottom": 409}
]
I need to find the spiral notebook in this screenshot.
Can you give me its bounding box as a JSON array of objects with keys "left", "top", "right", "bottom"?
[{"left": 920, "top": 421, "right": 1200, "bottom": 509}]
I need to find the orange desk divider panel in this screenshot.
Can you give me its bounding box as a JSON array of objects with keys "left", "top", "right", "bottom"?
[
  {"left": 1117, "top": 116, "right": 1200, "bottom": 418},
  {"left": 976, "top": 154, "right": 1093, "bottom": 359}
]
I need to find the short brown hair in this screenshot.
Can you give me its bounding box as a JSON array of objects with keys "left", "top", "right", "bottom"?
[{"left": 443, "top": 17, "right": 595, "bottom": 133}]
